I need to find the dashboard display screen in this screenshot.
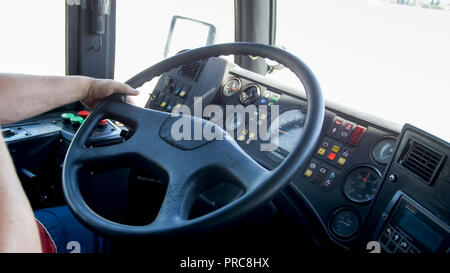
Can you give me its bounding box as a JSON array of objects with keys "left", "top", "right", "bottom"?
[{"left": 396, "top": 206, "right": 443, "bottom": 252}]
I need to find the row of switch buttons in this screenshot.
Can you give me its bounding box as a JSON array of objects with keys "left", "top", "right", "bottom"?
[
  {"left": 304, "top": 159, "right": 340, "bottom": 191},
  {"left": 315, "top": 138, "right": 353, "bottom": 168},
  {"left": 237, "top": 110, "right": 271, "bottom": 146},
  {"left": 328, "top": 116, "right": 366, "bottom": 146},
  {"left": 151, "top": 77, "right": 191, "bottom": 112},
  {"left": 153, "top": 92, "right": 186, "bottom": 112},
  {"left": 380, "top": 226, "right": 420, "bottom": 253},
  {"left": 259, "top": 90, "right": 281, "bottom": 105},
  {"left": 61, "top": 112, "right": 107, "bottom": 129},
  {"left": 163, "top": 77, "right": 191, "bottom": 98}
]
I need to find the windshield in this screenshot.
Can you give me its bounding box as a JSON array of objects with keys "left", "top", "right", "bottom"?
[
  {"left": 115, "top": 0, "right": 234, "bottom": 106},
  {"left": 0, "top": 0, "right": 448, "bottom": 142},
  {"left": 275, "top": 0, "right": 450, "bottom": 142},
  {"left": 0, "top": 1, "right": 65, "bottom": 75}
]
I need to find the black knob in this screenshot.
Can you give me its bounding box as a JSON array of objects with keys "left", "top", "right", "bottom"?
[
  {"left": 389, "top": 174, "right": 397, "bottom": 183},
  {"left": 2, "top": 129, "right": 15, "bottom": 137},
  {"left": 239, "top": 85, "right": 261, "bottom": 105}
]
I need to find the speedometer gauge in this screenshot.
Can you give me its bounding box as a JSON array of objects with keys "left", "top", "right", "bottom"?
[
  {"left": 266, "top": 109, "right": 306, "bottom": 162},
  {"left": 343, "top": 165, "right": 382, "bottom": 203}
]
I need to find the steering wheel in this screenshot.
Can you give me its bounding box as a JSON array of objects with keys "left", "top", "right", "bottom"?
[{"left": 62, "top": 42, "right": 324, "bottom": 237}]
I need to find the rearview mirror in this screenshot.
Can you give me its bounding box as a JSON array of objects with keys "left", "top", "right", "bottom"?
[{"left": 163, "top": 15, "right": 216, "bottom": 59}]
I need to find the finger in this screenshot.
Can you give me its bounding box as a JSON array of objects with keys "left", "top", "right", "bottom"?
[
  {"left": 112, "top": 82, "right": 140, "bottom": 96},
  {"left": 125, "top": 95, "right": 136, "bottom": 106}
]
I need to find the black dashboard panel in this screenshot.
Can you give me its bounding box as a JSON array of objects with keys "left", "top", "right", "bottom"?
[
  {"left": 2, "top": 111, "right": 124, "bottom": 209},
  {"left": 289, "top": 112, "right": 399, "bottom": 249},
  {"left": 2, "top": 112, "right": 122, "bottom": 146},
  {"left": 359, "top": 124, "right": 450, "bottom": 253},
  {"left": 144, "top": 57, "right": 413, "bottom": 250}
]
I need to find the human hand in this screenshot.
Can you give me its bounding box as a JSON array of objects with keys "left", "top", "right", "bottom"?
[{"left": 81, "top": 78, "right": 140, "bottom": 109}]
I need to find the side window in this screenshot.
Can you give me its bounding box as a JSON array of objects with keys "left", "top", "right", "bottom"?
[
  {"left": 0, "top": 1, "right": 65, "bottom": 75},
  {"left": 115, "top": 0, "right": 234, "bottom": 107}
]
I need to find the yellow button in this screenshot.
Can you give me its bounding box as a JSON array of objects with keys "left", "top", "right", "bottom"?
[
  {"left": 242, "top": 129, "right": 249, "bottom": 135},
  {"left": 238, "top": 134, "right": 246, "bottom": 141},
  {"left": 304, "top": 169, "right": 313, "bottom": 178},
  {"left": 260, "top": 114, "right": 267, "bottom": 121},
  {"left": 160, "top": 101, "right": 167, "bottom": 108},
  {"left": 317, "top": 147, "right": 326, "bottom": 156},
  {"left": 249, "top": 132, "right": 256, "bottom": 140},
  {"left": 179, "top": 91, "right": 186, "bottom": 97},
  {"left": 337, "top": 157, "right": 346, "bottom": 165},
  {"left": 332, "top": 145, "right": 340, "bottom": 153}
]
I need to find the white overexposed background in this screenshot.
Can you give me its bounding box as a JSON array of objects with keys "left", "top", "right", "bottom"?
[
  {"left": 0, "top": 0, "right": 448, "bottom": 142},
  {"left": 0, "top": 1, "right": 65, "bottom": 75},
  {"left": 275, "top": 0, "right": 450, "bottom": 142}
]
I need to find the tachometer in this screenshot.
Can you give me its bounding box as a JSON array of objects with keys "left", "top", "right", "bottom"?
[
  {"left": 343, "top": 165, "right": 382, "bottom": 203},
  {"left": 371, "top": 136, "right": 397, "bottom": 165}
]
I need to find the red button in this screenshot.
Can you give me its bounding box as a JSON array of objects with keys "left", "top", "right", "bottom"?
[
  {"left": 335, "top": 118, "right": 343, "bottom": 126},
  {"left": 349, "top": 125, "right": 366, "bottom": 145},
  {"left": 99, "top": 119, "right": 108, "bottom": 126},
  {"left": 345, "top": 123, "right": 354, "bottom": 131},
  {"left": 327, "top": 152, "right": 337, "bottom": 161},
  {"left": 78, "top": 111, "right": 90, "bottom": 119}
]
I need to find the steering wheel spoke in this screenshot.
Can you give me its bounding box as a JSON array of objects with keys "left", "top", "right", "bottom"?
[
  {"left": 74, "top": 142, "right": 136, "bottom": 166},
  {"left": 203, "top": 135, "right": 269, "bottom": 191},
  {"left": 150, "top": 173, "right": 197, "bottom": 226}
]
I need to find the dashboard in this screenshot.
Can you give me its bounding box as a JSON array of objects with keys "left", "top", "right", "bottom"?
[
  {"left": 144, "top": 56, "right": 450, "bottom": 253},
  {"left": 2, "top": 110, "right": 124, "bottom": 209},
  {"left": 2, "top": 56, "right": 449, "bottom": 253}
]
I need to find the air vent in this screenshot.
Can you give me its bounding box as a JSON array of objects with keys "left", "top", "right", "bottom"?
[
  {"left": 399, "top": 140, "right": 444, "bottom": 185},
  {"left": 180, "top": 62, "right": 202, "bottom": 81}
]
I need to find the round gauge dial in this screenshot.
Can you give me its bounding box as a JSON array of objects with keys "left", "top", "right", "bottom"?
[
  {"left": 330, "top": 209, "right": 360, "bottom": 238},
  {"left": 343, "top": 166, "right": 382, "bottom": 203},
  {"left": 266, "top": 109, "right": 306, "bottom": 162},
  {"left": 372, "top": 137, "right": 397, "bottom": 165},
  {"left": 222, "top": 78, "right": 242, "bottom": 97},
  {"left": 239, "top": 85, "right": 261, "bottom": 105}
]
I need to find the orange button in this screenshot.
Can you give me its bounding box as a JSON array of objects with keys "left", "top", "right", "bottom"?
[{"left": 327, "top": 152, "right": 337, "bottom": 161}]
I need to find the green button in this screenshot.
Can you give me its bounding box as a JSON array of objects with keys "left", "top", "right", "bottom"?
[
  {"left": 61, "top": 113, "right": 75, "bottom": 124},
  {"left": 70, "top": 116, "right": 84, "bottom": 127},
  {"left": 62, "top": 113, "right": 75, "bottom": 120}
]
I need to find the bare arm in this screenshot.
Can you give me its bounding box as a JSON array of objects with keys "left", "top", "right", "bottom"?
[
  {"left": 0, "top": 73, "right": 139, "bottom": 125},
  {"left": 0, "top": 132, "right": 42, "bottom": 252},
  {"left": 0, "top": 73, "right": 139, "bottom": 252}
]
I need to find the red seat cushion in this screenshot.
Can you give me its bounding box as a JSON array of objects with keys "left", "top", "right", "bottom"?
[{"left": 36, "top": 220, "right": 56, "bottom": 253}]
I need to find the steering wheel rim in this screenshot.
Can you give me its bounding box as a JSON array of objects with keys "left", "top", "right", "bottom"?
[{"left": 62, "top": 42, "right": 325, "bottom": 237}]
